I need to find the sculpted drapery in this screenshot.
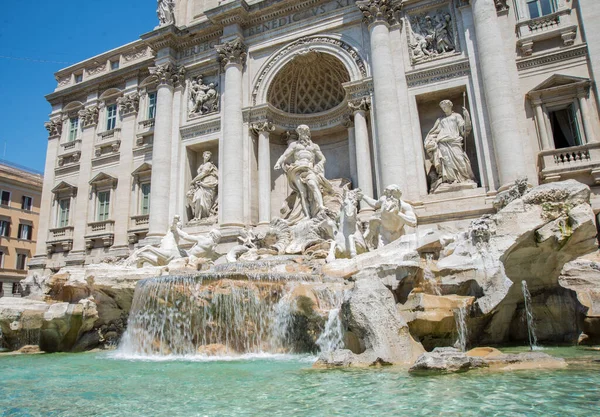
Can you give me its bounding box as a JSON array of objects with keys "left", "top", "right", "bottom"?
[{"left": 187, "top": 151, "right": 218, "bottom": 221}]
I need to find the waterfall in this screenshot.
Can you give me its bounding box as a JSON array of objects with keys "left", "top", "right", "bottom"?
[
  {"left": 521, "top": 280, "right": 538, "bottom": 350},
  {"left": 453, "top": 304, "right": 468, "bottom": 352},
  {"left": 424, "top": 253, "right": 441, "bottom": 296},
  {"left": 316, "top": 308, "right": 344, "bottom": 353}
]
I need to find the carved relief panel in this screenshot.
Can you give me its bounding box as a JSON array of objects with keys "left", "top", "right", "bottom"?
[{"left": 188, "top": 74, "right": 220, "bottom": 118}]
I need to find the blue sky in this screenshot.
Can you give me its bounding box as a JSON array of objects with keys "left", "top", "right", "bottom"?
[{"left": 0, "top": 1, "right": 156, "bottom": 173}]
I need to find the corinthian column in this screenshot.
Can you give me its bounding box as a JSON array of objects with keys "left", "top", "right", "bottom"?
[
  {"left": 251, "top": 121, "right": 275, "bottom": 224},
  {"left": 216, "top": 38, "right": 247, "bottom": 227},
  {"left": 147, "top": 63, "right": 185, "bottom": 239},
  {"left": 348, "top": 97, "right": 374, "bottom": 209},
  {"left": 356, "top": 0, "right": 406, "bottom": 192},
  {"left": 470, "top": 0, "right": 528, "bottom": 187}
]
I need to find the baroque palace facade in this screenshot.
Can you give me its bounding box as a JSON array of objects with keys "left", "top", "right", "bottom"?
[{"left": 33, "top": 0, "right": 600, "bottom": 269}]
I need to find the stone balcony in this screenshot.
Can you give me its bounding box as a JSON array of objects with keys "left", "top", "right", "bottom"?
[
  {"left": 127, "top": 214, "right": 150, "bottom": 244},
  {"left": 538, "top": 142, "right": 600, "bottom": 185},
  {"left": 516, "top": 7, "right": 577, "bottom": 56},
  {"left": 58, "top": 139, "right": 82, "bottom": 156},
  {"left": 137, "top": 119, "right": 155, "bottom": 137},
  {"left": 46, "top": 226, "right": 74, "bottom": 254},
  {"left": 84, "top": 220, "right": 115, "bottom": 249}
]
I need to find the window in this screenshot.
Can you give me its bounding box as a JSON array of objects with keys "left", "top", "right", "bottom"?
[
  {"left": 58, "top": 198, "right": 70, "bottom": 228},
  {"left": 106, "top": 104, "right": 117, "bottom": 131},
  {"left": 549, "top": 104, "right": 582, "bottom": 149},
  {"left": 1, "top": 191, "right": 10, "bottom": 206},
  {"left": 21, "top": 196, "right": 32, "bottom": 211},
  {"left": 0, "top": 220, "right": 10, "bottom": 237},
  {"left": 110, "top": 60, "right": 119, "bottom": 70},
  {"left": 68, "top": 117, "right": 79, "bottom": 142},
  {"left": 75, "top": 73, "right": 83, "bottom": 83},
  {"left": 16, "top": 253, "right": 27, "bottom": 270},
  {"left": 97, "top": 191, "right": 110, "bottom": 221},
  {"left": 526, "top": 0, "right": 555, "bottom": 19},
  {"left": 148, "top": 92, "right": 157, "bottom": 120},
  {"left": 141, "top": 183, "right": 151, "bottom": 215},
  {"left": 18, "top": 224, "right": 33, "bottom": 241}
]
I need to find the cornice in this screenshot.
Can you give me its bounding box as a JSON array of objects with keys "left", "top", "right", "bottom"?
[
  {"left": 405, "top": 58, "right": 470, "bottom": 88},
  {"left": 516, "top": 44, "right": 589, "bottom": 71}
]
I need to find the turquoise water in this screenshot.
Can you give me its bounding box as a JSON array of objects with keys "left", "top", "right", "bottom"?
[{"left": 1, "top": 348, "right": 600, "bottom": 416}]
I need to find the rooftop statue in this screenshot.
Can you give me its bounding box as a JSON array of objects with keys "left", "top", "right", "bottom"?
[
  {"left": 424, "top": 99, "right": 476, "bottom": 193},
  {"left": 157, "top": 0, "right": 175, "bottom": 26},
  {"left": 361, "top": 184, "right": 417, "bottom": 249},
  {"left": 186, "top": 151, "right": 218, "bottom": 223},
  {"left": 275, "top": 124, "right": 333, "bottom": 223}
]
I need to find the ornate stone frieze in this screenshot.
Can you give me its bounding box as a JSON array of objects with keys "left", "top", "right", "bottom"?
[
  {"left": 516, "top": 45, "right": 588, "bottom": 71},
  {"left": 252, "top": 36, "right": 367, "bottom": 105},
  {"left": 149, "top": 63, "right": 186, "bottom": 86},
  {"left": 188, "top": 75, "right": 219, "bottom": 116},
  {"left": 78, "top": 106, "right": 99, "bottom": 128},
  {"left": 356, "top": 0, "right": 402, "bottom": 27},
  {"left": 57, "top": 76, "right": 70, "bottom": 87},
  {"left": 157, "top": 0, "right": 175, "bottom": 26},
  {"left": 123, "top": 47, "right": 148, "bottom": 62},
  {"left": 250, "top": 121, "right": 275, "bottom": 135},
  {"left": 215, "top": 38, "right": 247, "bottom": 67},
  {"left": 117, "top": 93, "right": 140, "bottom": 116},
  {"left": 406, "top": 5, "right": 459, "bottom": 64},
  {"left": 86, "top": 62, "right": 106, "bottom": 76},
  {"left": 348, "top": 96, "right": 371, "bottom": 113},
  {"left": 45, "top": 119, "right": 62, "bottom": 137},
  {"left": 405, "top": 59, "right": 470, "bottom": 88},
  {"left": 180, "top": 119, "right": 221, "bottom": 140}
]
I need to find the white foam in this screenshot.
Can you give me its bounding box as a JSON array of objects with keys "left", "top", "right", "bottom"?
[{"left": 104, "top": 350, "right": 317, "bottom": 363}]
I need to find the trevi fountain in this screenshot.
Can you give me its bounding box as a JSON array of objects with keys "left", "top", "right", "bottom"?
[{"left": 3, "top": 0, "right": 600, "bottom": 415}]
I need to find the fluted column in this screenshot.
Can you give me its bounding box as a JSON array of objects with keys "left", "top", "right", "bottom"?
[
  {"left": 349, "top": 97, "right": 375, "bottom": 209},
  {"left": 470, "top": 0, "right": 528, "bottom": 187},
  {"left": 356, "top": 0, "right": 406, "bottom": 191},
  {"left": 251, "top": 121, "right": 275, "bottom": 224},
  {"left": 343, "top": 115, "right": 358, "bottom": 188},
  {"left": 216, "top": 39, "right": 247, "bottom": 227},
  {"left": 147, "top": 63, "right": 185, "bottom": 238}
]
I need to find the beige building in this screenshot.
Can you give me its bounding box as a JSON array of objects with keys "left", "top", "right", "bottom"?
[
  {"left": 0, "top": 161, "right": 43, "bottom": 296},
  {"left": 32, "top": 0, "right": 600, "bottom": 270}
]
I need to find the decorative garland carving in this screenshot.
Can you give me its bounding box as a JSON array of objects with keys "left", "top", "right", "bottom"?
[
  {"left": 252, "top": 36, "right": 367, "bottom": 106},
  {"left": 123, "top": 48, "right": 148, "bottom": 62},
  {"left": 250, "top": 121, "right": 276, "bottom": 135},
  {"left": 348, "top": 96, "right": 371, "bottom": 113}
]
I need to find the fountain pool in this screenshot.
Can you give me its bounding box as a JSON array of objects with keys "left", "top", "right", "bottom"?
[{"left": 1, "top": 348, "right": 599, "bottom": 416}]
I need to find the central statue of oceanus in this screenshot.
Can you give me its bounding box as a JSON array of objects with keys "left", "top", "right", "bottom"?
[{"left": 274, "top": 124, "right": 333, "bottom": 222}]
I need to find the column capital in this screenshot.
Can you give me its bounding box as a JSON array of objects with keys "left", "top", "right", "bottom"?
[
  {"left": 116, "top": 92, "right": 140, "bottom": 117},
  {"left": 45, "top": 118, "right": 62, "bottom": 139},
  {"left": 78, "top": 106, "right": 99, "bottom": 129},
  {"left": 348, "top": 96, "right": 371, "bottom": 114},
  {"left": 215, "top": 38, "right": 247, "bottom": 68},
  {"left": 250, "top": 120, "right": 275, "bottom": 135},
  {"left": 356, "top": 0, "right": 402, "bottom": 27},
  {"left": 343, "top": 114, "right": 354, "bottom": 128},
  {"left": 149, "top": 62, "right": 186, "bottom": 87}
]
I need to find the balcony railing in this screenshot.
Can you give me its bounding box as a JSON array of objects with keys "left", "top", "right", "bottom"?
[
  {"left": 85, "top": 220, "right": 115, "bottom": 249},
  {"left": 59, "top": 139, "right": 82, "bottom": 156},
  {"left": 137, "top": 119, "right": 155, "bottom": 139},
  {"left": 87, "top": 220, "right": 115, "bottom": 234},
  {"left": 48, "top": 226, "right": 74, "bottom": 241},
  {"left": 516, "top": 7, "right": 577, "bottom": 55},
  {"left": 130, "top": 214, "right": 150, "bottom": 228},
  {"left": 538, "top": 142, "right": 600, "bottom": 184}
]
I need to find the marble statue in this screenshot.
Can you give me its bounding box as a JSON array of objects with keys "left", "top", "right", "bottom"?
[
  {"left": 408, "top": 9, "right": 456, "bottom": 62},
  {"left": 274, "top": 124, "right": 333, "bottom": 222},
  {"left": 361, "top": 185, "right": 417, "bottom": 249},
  {"left": 174, "top": 225, "right": 221, "bottom": 261},
  {"left": 128, "top": 216, "right": 185, "bottom": 267},
  {"left": 326, "top": 188, "right": 368, "bottom": 262},
  {"left": 424, "top": 100, "right": 476, "bottom": 193},
  {"left": 157, "top": 0, "right": 175, "bottom": 26},
  {"left": 187, "top": 151, "right": 218, "bottom": 222},
  {"left": 189, "top": 76, "right": 219, "bottom": 115}
]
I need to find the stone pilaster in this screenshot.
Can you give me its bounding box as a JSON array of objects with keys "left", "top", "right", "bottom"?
[
  {"left": 356, "top": 0, "right": 406, "bottom": 192},
  {"left": 147, "top": 63, "right": 185, "bottom": 239},
  {"left": 348, "top": 97, "right": 375, "bottom": 209},
  {"left": 251, "top": 121, "right": 275, "bottom": 225},
  {"left": 216, "top": 38, "right": 247, "bottom": 227},
  {"left": 343, "top": 115, "right": 358, "bottom": 189},
  {"left": 470, "top": 0, "right": 529, "bottom": 187}
]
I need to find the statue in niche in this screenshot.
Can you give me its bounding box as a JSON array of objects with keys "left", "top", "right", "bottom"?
[
  {"left": 408, "top": 9, "right": 456, "bottom": 63},
  {"left": 424, "top": 100, "right": 476, "bottom": 193},
  {"left": 157, "top": 0, "right": 175, "bottom": 26},
  {"left": 274, "top": 124, "right": 333, "bottom": 222},
  {"left": 360, "top": 185, "right": 417, "bottom": 249},
  {"left": 187, "top": 151, "right": 218, "bottom": 222},
  {"left": 189, "top": 75, "right": 219, "bottom": 116}
]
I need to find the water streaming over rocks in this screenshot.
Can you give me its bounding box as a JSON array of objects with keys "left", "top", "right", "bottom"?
[
  {"left": 521, "top": 280, "right": 538, "bottom": 350},
  {"left": 316, "top": 308, "right": 344, "bottom": 352},
  {"left": 453, "top": 304, "right": 468, "bottom": 352},
  {"left": 119, "top": 273, "right": 345, "bottom": 357}
]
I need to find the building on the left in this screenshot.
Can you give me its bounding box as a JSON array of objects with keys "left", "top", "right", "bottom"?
[{"left": 0, "top": 161, "right": 43, "bottom": 297}]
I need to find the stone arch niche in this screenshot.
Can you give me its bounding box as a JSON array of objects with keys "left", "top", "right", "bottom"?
[{"left": 250, "top": 36, "right": 371, "bottom": 220}]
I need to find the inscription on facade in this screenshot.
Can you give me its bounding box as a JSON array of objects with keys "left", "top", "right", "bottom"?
[
  {"left": 244, "top": 0, "right": 354, "bottom": 37},
  {"left": 180, "top": 40, "right": 219, "bottom": 59}
]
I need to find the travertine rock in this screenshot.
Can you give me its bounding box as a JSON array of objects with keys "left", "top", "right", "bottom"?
[{"left": 409, "top": 347, "right": 486, "bottom": 373}]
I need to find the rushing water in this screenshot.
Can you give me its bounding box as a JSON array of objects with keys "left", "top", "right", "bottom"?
[
  {"left": 522, "top": 280, "right": 539, "bottom": 350},
  {"left": 316, "top": 308, "right": 344, "bottom": 352},
  {"left": 454, "top": 305, "right": 468, "bottom": 352},
  {"left": 1, "top": 348, "right": 599, "bottom": 416}
]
